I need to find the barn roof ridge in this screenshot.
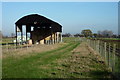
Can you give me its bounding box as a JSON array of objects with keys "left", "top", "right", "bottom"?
[
  {"left": 15, "top": 14, "right": 61, "bottom": 26},
  {"left": 15, "top": 14, "right": 62, "bottom": 32}
]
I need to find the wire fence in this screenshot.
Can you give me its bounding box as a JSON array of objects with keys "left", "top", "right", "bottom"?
[
  {"left": 2, "top": 43, "right": 36, "bottom": 53},
  {"left": 86, "top": 38, "right": 120, "bottom": 79}
]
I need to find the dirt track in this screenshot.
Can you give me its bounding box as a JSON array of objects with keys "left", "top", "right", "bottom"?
[{"left": 55, "top": 42, "right": 112, "bottom": 78}]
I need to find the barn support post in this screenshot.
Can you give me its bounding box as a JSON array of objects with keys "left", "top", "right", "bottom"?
[
  {"left": 26, "top": 26, "right": 27, "bottom": 43},
  {"left": 56, "top": 32, "right": 58, "bottom": 43},
  {"left": 16, "top": 25, "right": 17, "bottom": 46},
  {"left": 55, "top": 33, "right": 57, "bottom": 43},
  {"left": 52, "top": 33, "right": 55, "bottom": 44},
  {"left": 26, "top": 25, "right": 28, "bottom": 48},
  {"left": 60, "top": 32, "right": 62, "bottom": 42},
  {"left": 54, "top": 33, "right": 56, "bottom": 43},
  {"left": 56, "top": 32, "right": 59, "bottom": 43},
  {"left": 21, "top": 26, "right": 23, "bottom": 45},
  {"left": 44, "top": 38, "right": 46, "bottom": 44},
  {"left": 51, "top": 34, "right": 53, "bottom": 44},
  {"left": 49, "top": 40, "right": 50, "bottom": 45}
]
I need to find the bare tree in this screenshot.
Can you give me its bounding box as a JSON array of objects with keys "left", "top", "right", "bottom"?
[
  {"left": 62, "top": 33, "right": 72, "bottom": 37},
  {"left": 102, "top": 30, "right": 113, "bottom": 37},
  {"left": 97, "top": 30, "right": 113, "bottom": 38},
  {"left": 74, "top": 33, "right": 80, "bottom": 37}
]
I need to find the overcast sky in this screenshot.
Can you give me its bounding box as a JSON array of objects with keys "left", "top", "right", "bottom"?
[{"left": 1, "top": 2, "right": 118, "bottom": 36}]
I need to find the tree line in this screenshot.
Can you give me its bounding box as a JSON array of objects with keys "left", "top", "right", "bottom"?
[
  {"left": 0, "top": 29, "right": 119, "bottom": 38},
  {"left": 62, "top": 29, "right": 120, "bottom": 38}
]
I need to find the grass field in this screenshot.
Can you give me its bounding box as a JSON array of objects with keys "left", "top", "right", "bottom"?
[
  {"left": 2, "top": 37, "right": 112, "bottom": 78},
  {"left": 88, "top": 37, "right": 120, "bottom": 40}
]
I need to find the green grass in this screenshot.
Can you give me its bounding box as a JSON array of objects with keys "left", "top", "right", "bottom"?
[
  {"left": 62, "top": 37, "right": 80, "bottom": 43},
  {"left": 2, "top": 42, "right": 80, "bottom": 78},
  {"left": 2, "top": 37, "right": 112, "bottom": 78},
  {"left": 99, "top": 38, "right": 120, "bottom": 40},
  {"left": 88, "top": 37, "right": 120, "bottom": 40}
]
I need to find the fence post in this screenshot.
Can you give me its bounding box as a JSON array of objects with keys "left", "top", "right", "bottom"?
[
  {"left": 104, "top": 42, "right": 107, "bottom": 62},
  {"left": 108, "top": 43, "right": 111, "bottom": 67},
  {"left": 6, "top": 43, "right": 8, "bottom": 52},
  {"left": 112, "top": 44, "right": 116, "bottom": 72},
  {"left": 90, "top": 39, "right": 92, "bottom": 47},
  {"left": 94, "top": 40, "right": 96, "bottom": 50},
  {"left": 102, "top": 41, "right": 104, "bottom": 58},
  {"left": 92, "top": 40, "right": 94, "bottom": 49},
  {"left": 93, "top": 39, "right": 95, "bottom": 50},
  {"left": 95, "top": 40, "right": 97, "bottom": 51},
  {"left": 97, "top": 40, "right": 99, "bottom": 52},
  {"left": 101, "top": 41, "right": 103, "bottom": 57},
  {"left": 99, "top": 41, "right": 101, "bottom": 55}
]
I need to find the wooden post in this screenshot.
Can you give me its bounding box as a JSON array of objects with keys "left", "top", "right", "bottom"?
[
  {"left": 16, "top": 25, "right": 17, "bottom": 46},
  {"left": 26, "top": 26, "right": 28, "bottom": 49},
  {"left": 91, "top": 40, "right": 94, "bottom": 48},
  {"left": 94, "top": 40, "right": 96, "bottom": 51},
  {"left": 47, "top": 40, "right": 48, "bottom": 45},
  {"left": 101, "top": 41, "right": 103, "bottom": 58},
  {"left": 93, "top": 40, "right": 94, "bottom": 49},
  {"left": 100, "top": 40, "right": 101, "bottom": 55},
  {"left": 54, "top": 33, "right": 56, "bottom": 43},
  {"left": 89, "top": 39, "right": 91, "bottom": 47},
  {"left": 91, "top": 40, "right": 92, "bottom": 48},
  {"left": 26, "top": 27, "right": 27, "bottom": 43},
  {"left": 49, "top": 40, "right": 51, "bottom": 45},
  {"left": 55, "top": 33, "right": 57, "bottom": 43},
  {"left": 90, "top": 39, "right": 92, "bottom": 47},
  {"left": 97, "top": 40, "right": 99, "bottom": 52},
  {"left": 99, "top": 41, "right": 101, "bottom": 55},
  {"left": 104, "top": 42, "right": 107, "bottom": 61},
  {"left": 112, "top": 44, "right": 116, "bottom": 72},
  {"left": 51, "top": 34, "right": 53, "bottom": 44},
  {"left": 94, "top": 40, "right": 96, "bottom": 50},
  {"left": 95, "top": 40, "right": 97, "bottom": 51},
  {"left": 108, "top": 43, "right": 111, "bottom": 67},
  {"left": 88, "top": 39, "right": 90, "bottom": 46},
  {"left": 6, "top": 43, "right": 8, "bottom": 52},
  {"left": 21, "top": 26, "right": 23, "bottom": 45},
  {"left": 60, "top": 32, "right": 62, "bottom": 42},
  {"left": 56, "top": 32, "right": 58, "bottom": 43}
]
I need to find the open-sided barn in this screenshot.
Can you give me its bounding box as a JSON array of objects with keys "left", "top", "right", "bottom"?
[{"left": 15, "top": 14, "right": 62, "bottom": 45}]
